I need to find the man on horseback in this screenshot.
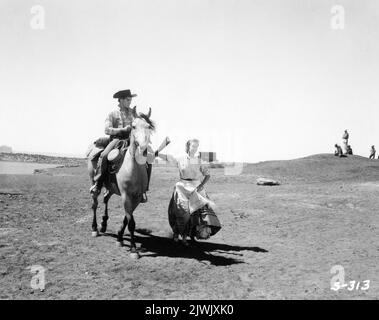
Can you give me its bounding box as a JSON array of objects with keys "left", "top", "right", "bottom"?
[
  {"left": 90, "top": 89, "right": 150, "bottom": 202},
  {"left": 87, "top": 98, "right": 159, "bottom": 257}
]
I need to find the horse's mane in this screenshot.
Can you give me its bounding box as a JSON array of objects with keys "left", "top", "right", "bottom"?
[{"left": 138, "top": 112, "right": 156, "bottom": 132}]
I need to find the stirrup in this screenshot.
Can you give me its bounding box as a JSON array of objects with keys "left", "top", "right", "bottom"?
[
  {"left": 90, "top": 182, "right": 101, "bottom": 195},
  {"left": 141, "top": 193, "right": 148, "bottom": 203},
  {"left": 103, "top": 188, "right": 111, "bottom": 198}
]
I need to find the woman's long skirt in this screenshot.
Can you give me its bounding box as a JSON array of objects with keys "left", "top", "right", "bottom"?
[{"left": 168, "top": 180, "right": 221, "bottom": 239}]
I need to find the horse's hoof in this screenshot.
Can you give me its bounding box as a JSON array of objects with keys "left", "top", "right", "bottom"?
[
  {"left": 130, "top": 252, "right": 140, "bottom": 259},
  {"left": 91, "top": 231, "right": 99, "bottom": 237},
  {"left": 100, "top": 227, "right": 107, "bottom": 234},
  {"left": 117, "top": 241, "right": 123, "bottom": 247}
]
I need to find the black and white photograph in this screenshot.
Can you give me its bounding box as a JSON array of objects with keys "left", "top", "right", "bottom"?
[{"left": 0, "top": 0, "right": 378, "bottom": 302}]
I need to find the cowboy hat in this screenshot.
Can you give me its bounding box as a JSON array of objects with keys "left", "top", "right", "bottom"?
[{"left": 113, "top": 89, "right": 137, "bottom": 99}]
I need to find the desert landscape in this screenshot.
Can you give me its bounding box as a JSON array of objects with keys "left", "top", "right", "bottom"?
[{"left": 0, "top": 153, "right": 378, "bottom": 299}]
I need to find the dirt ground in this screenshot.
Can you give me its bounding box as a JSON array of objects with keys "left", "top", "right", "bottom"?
[{"left": 0, "top": 154, "right": 378, "bottom": 299}]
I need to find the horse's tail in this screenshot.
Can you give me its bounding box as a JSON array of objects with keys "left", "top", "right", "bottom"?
[{"left": 87, "top": 158, "right": 96, "bottom": 185}]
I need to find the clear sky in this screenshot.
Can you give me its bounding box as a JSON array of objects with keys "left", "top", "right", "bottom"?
[{"left": 1, "top": 0, "right": 379, "bottom": 162}]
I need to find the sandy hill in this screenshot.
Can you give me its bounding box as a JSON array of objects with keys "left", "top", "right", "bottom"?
[
  {"left": 243, "top": 153, "right": 379, "bottom": 183},
  {"left": 0, "top": 152, "right": 85, "bottom": 166}
]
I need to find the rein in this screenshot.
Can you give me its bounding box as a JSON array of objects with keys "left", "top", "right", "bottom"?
[{"left": 128, "top": 130, "right": 149, "bottom": 164}]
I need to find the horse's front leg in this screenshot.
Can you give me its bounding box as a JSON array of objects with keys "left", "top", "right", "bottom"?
[
  {"left": 127, "top": 213, "right": 138, "bottom": 258},
  {"left": 117, "top": 215, "right": 128, "bottom": 247},
  {"left": 118, "top": 194, "right": 139, "bottom": 259},
  {"left": 117, "top": 194, "right": 130, "bottom": 245}
]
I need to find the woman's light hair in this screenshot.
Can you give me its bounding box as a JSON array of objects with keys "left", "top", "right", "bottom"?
[{"left": 185, "top": 139, "right": 199, "bottom": 154}]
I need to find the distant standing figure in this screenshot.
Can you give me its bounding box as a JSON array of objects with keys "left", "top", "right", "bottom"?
[
  {"left": 346, "top": 145, "right": 353, "bottom": 155},
  {"left": 342, "top": 130, "right": 349, "bottom": 154},
  {"left": 334, "top": 144, "right": 343, "bottom": 157},
  {"left": 369, "top": 145, "right": 376, "bottom": 159}
]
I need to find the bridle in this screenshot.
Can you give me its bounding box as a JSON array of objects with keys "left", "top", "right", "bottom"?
[{"left": 128, "top": 118, "right": 151, "bottom": 162}]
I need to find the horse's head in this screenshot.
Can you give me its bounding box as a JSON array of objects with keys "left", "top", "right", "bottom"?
[{"left": 130, "top": 106, "right": 155, "bottom": 154}]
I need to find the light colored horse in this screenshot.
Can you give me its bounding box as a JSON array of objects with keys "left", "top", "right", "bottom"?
[{"left": 87, "top": 107, "right": 155, "bottom": 259}]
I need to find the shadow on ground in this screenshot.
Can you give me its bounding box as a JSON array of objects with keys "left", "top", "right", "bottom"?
[{"left": 101, "top": 228, "right": 268, "bottom": 266}]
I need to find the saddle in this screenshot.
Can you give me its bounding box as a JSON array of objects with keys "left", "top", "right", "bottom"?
[
  {"left": 87, "top": 137, "right": 127, "bottom": 162},
  {"left": 106, "top": 139, "right": 129, "bottom": 174},
  {"left": 95, "top": 136, "right": 111, "bottom": 149},
  {"left": 86, "top": 136, "right": 111, "bottom": 161},
  {"left": 87, "top": 136, "right": 129, "bottom": 176}
]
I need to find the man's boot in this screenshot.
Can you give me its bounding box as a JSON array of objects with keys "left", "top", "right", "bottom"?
[
  {"left": 90, "top": 163, "right": 104, "bottom": 196},
  {"left": 90, "top": 178, "right": 103, "bottom": 196},
  {"left": 141, "top": 192, "right": 148, "bottom": 203}
]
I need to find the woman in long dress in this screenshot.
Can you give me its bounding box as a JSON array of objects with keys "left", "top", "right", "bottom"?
[{"left": 157, "top": 139, "right": 221, "bottom": 245}]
